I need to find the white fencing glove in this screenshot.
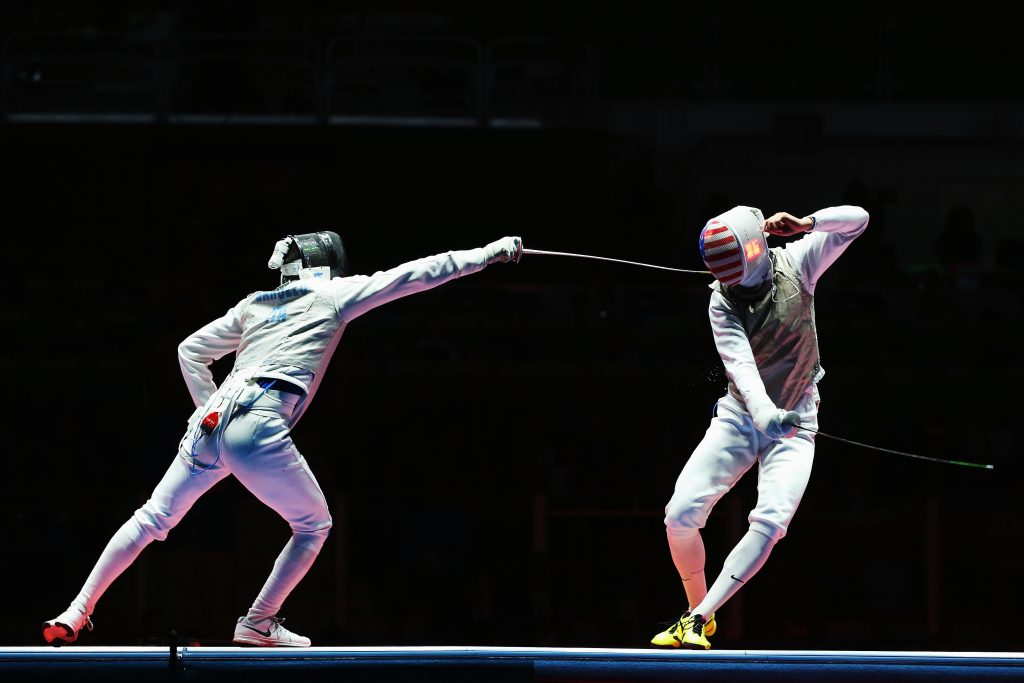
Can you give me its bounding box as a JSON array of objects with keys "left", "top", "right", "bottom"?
[
  {"left": 753, "top": 407, "right": 801, "bottom": 439},
  {"left": 484, "top": 236, "right": 523, "bottom": 265}
]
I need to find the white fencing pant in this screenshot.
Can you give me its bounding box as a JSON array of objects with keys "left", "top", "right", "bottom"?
[
  {"left": 663, "top": 386, "right": 819, "bottom": 613},
  {"left": 69, "top": 383, "right": 332, "bottom": 622}
]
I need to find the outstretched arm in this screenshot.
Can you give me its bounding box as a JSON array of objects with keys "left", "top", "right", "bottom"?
[
  {"left": 766, "top": 205, "right": 869, "bottom": 295},
  {"left": 177, "top": 302, "right": 245, "bottom": 407},
  {"left": 336, "top": 236, "right": 521, "bottom": 322}
]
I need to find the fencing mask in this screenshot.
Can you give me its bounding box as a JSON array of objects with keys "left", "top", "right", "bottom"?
[
  {"left": 698, "top": 206, "right": 770, "bottom": 287},
  {"left": 267, "top": 231, "right": 348, "bottom": 282}
]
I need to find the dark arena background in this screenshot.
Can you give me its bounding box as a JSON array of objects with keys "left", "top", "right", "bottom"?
[{"left": 3, "top": 2, "right": 1023, "bottom": 681}]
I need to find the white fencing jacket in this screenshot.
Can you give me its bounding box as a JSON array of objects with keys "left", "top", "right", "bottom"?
[
  {"left": 177, "top": 247, "right": 493, "bottom": 427},
  {"left": 709, "top": 205, "right": 869, "bottom": 414}
]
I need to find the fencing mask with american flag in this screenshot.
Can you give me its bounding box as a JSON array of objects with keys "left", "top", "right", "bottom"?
[{"left": 698, "top": 206, "right": 770, "bottom": 287}]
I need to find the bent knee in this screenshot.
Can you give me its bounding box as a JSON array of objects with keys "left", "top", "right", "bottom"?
[
  {"left": 749, "top": 518, "right": 786, "bottom": 543},
  {"left": 664, "top": 500, "right": 708, "bottom": 536},
  {"left": 132, "top": 502, "right": 182, "bottom": 543},
  {"left": 290, "top": 512, "right": 333, "bottom": 536},
  {"left": 291, "top": 520, "right": 331, "bottom": 552}
]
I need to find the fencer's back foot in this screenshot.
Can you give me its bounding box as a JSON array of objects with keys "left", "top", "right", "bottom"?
[
  {"left": 42, "top": 609, "right": 92, "bottom": 646},
  {"left": 41, "top": 621, "right": 73, "bottom": 646}
]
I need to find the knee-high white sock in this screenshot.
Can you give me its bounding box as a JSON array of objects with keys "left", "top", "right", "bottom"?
[
  {"left": 246, "top": 529, "right": 329, "bottom": 622},
  {"left": 693, "top": 525, "right": 777, "bottom": 619},
  {"left": 71, "top": 517, "right": 155, "bottom": 616},
  {"left": 666, "top": 526, "right": 708, "bottom": 611}
]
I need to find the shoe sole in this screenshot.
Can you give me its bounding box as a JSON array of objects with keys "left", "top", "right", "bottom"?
[
  {"left": 42, "top": 622, "right": 74, "bottom": 646},
  {"left": 649, "top": 636, "right": 683, "bottom": 649},
  {"left": 650, "top": 619, "right": 715, "bottom": 649},
  {"left": 233, "top": 635, "right": 309, "bottom": 648}
]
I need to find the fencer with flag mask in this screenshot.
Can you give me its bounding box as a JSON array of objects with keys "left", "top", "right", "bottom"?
[
  {"left": 43, "top": 230, "right": 523, "bottom": 648},
  {"left": 651, "top": 205, "right": 868, "bottom": 650}
]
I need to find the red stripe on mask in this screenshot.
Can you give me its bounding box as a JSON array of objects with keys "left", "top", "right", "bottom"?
[{"left": 705, "top": 250, "right": 741, "bottom": 265}]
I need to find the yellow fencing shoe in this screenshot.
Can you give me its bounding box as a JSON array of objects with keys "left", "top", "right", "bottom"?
[
  {"left": 680, "top": 613, "right": 713, "bottom": 650},
  {"left": 650, "top": 611, "right": 716, "bottom": 648}
]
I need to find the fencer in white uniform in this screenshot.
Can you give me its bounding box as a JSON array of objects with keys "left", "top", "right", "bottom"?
[
  {"left": 43, "top": 232, "right": 523, "bottom": 647},
  {"left": 651, "top": 205, "right": 868, "bottom": 649}
]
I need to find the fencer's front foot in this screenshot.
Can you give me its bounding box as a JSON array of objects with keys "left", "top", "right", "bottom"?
[
  {"left": 679, "top": 613, "right": 713, "bottom": 650},
  {"left": 233, "top": 616, "right": 311, "bottom": 647},
  {"left": 42, "top": 606, "right": 93, "bottom": 646},
  {"left": 650, "top": 611, "right": 716, "bottom": 648},
  {"left": 484, "top": 236, "right": 523, "bottom": 265}
]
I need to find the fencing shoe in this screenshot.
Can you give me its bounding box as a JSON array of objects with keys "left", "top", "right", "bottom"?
[
  {"left": 233, "top": 616, "right": 311, "bottom": 647},
  {"left": 42, "top": 605, "right": 93, "bottom": 646},
  {"left": 650, "top": 611, "right": 716, "bottom": 648},
  {"left": 679, "top": 613, "right": 713, "bottom": 650}
]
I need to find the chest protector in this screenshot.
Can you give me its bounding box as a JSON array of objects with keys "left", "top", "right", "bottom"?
[{"left": 716, "top": 248, "right": 822, "bottom": 411}]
